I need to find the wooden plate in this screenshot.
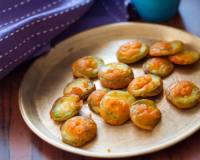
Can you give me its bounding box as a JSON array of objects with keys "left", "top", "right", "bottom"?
[{"left": 19, "top": 22, "right": 200, "bottom": 158}]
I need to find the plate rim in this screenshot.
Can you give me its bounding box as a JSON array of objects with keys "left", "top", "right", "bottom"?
[{"left": 19, "top": 22, "right": 200, "bottom": 158}]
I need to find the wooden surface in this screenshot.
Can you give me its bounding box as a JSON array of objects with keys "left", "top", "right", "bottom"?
[{"left": 1, "top": 6, "right": 200, "bottom": 160}]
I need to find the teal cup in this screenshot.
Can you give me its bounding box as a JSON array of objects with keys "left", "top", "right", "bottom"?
[{"left": 131, "top": 0, "right": 180, "bottom": 22}]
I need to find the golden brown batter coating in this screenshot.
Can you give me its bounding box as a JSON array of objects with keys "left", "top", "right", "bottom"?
[
  {"left": 87, "top": 89, "right": 109, "bottom": 114},
  {"left": 130, "top": 99, "right": 161, "bottom": 130},
  {"left": 150, "top": 40, "right": 184, "bottom": 56},
  {"left": 72, "top": 56, "right": 104, "bottom": 78},
  {"left": 100, "top": 90, "right": 136, "bottom": 125},
  {"left": 166, "top": 81, "right": 200, "bottom": 109},
  {"left": 50, "top": 94, "right": 83, "bottom": 122},
  {"left": 63, "top": 78, "right": 95, "bottom": 99},
  {"left": 61, "top": 116, "right": 97, "bottom": 147},
  {"left": 143, "top": 57, "right": 174, "bottom": 77},
  {"left": 117, "top": 40, "right": 149, "bottom": 64},
  {"left": 98, "top": 62, "right": 134, "bottom": 89},
  {"left": 128, "top": 74, "right": 163, "bottom": 97},
  {"left": 169, "top": 50, "right": 200, "bottom": 65}
]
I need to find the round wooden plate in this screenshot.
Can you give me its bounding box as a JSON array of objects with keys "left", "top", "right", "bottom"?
[{"left": 19, "top": 22, "right": 200, "bottom": 158}]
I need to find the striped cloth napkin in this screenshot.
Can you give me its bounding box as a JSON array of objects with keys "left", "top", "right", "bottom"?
[{"left": 0, "top": 0, "right": 128, "bottom": 79}]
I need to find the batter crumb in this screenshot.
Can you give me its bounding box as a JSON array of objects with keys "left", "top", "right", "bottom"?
[{"left": 107, "top": 148, "right": 111, "bottom": 152}]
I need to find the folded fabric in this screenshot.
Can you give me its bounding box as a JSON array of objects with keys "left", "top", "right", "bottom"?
[{"left": 0, "top": 0, "right": 128, "bottom": 79}]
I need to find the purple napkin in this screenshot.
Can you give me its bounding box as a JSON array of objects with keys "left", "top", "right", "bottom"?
[{"left": 0, "top": 0, "right": 128, "bottom": 79}]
